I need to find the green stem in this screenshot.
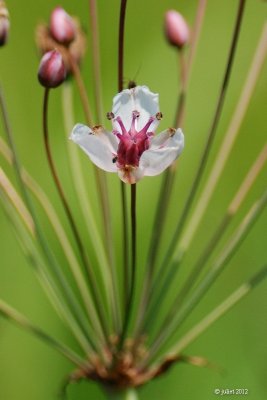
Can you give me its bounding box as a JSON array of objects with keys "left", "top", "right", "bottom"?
[
  {"left": 104, "top": 387, "right": 139, "bottom": 400},
  {"left": 165, "top": 0, "right": 247, "bottom": 265},
  {"left": 0, "top": 300, "right": 86, "bottom": 367},
  {"left": 144, "top": 0, "right": 247, "bottom": 329},
  {"left": 0, "top": 86, "right": 97, "bottom": 354},
  {"left": 118, "top": 0, "right": 130, "bottom": 321},
  {"left": 145, "top": 188, "right": 267, "bottom": 366},
  {"left": 119, "top": 184, "right": 136, "bottom": 348},
  {"left": 118, "top": 0, "right": 128, "bottom": 91},
  {"left": 42, "top": 88, "right": 110, "bottom": 342},
  {"left": 121, "top": 181, "right": 130, "bottom": 315},
  {"left": 89, "top": 0, "right": 104, "bottom": 123},
  {"left": 165, "top": 263, "right": 267, "bottom": 360}
]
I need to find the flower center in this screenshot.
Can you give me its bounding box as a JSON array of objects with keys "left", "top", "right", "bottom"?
[{"left": 114, "top": 111, "right": 155, "bottom": 168}]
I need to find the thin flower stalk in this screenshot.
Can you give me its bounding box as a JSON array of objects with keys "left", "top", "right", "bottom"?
[
  {"left": 118, "top": 0, "right": 128, "bottom": 92},
  {"left": 67, "top": 52, "right": 94, "bottom": 126},
  {"left": 0, "top": 87, "right": 103, "bottom": 355},
  {"left": 67, "top": 49, "right": 116, "bottom": 307},
  {"left": 135, "top": 0, "right": 246, "bottom": 337},
  {"left": 178, "top": 21, "right": 267, "bottom": 257},
  {"left": 155, "top": 263, "right": 267, "bottom": 368},
  {"left": 0, "top": 168, "right": 34, "bottom": 235},
  {"left": 0, "top": 190, "right": 94, "bottom": 355},
  {"left": 0, "top": 136, "right": 106, "bottom": 346},
  {"left": 88, "top": 0, "right": 104, "bottom": 123},
  {"left": 145, "top": 188, "right": 267, "bottom": 366},
  {"left": 185, "top": 0, "right": 208, "bottom": 85},
  {"left": 142, "top": 143, "right": 267, "bottom": 334},
  {"left": 42, "top": 88, "right": 110, "bottom": 341},
  {"left": 0, "top": 300, "right": 86, "bottom": 367},
  {"left": 119, "top": 183, "right": 137, "bottom": 347},
  {"left": 62, "top": 83, "right": 115, "bottom": 329},
  {"left": 87, "top": 2, "right": 119, "bottom": 316},
  {"left": 118, "top": 0, "right": 130, "bottom": 318},
  {"left": 160, "top": 0, "right": 247, "bottom": 269}
]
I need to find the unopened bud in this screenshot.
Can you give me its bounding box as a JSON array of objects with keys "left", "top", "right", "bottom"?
[
  {"left": 0, "top": 1, "right": 9, "bottom": 46},
  {"left": 38, "top": 50, "right": 66, "bottom": 88},
  {"left": 50, "top": 7, "right": 76, "bottom": 46},
  {"left": 164, "top": 10, "right": 189, "bottom": 49}
]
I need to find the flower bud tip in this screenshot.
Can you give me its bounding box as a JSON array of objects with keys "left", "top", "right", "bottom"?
[
  {"left": 50, "top": 6, "right": 76, "bottom": 46},
  {"left": 38, "top": 50, "right": 66, "bottom": 88},
  {"left": 164, "top": 10, "right": 189, "bottom": 49},
  {"left": 0, "top": 1, "right": 9, "bottom": 47}
]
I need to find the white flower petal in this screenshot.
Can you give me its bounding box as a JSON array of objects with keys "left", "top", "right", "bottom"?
[
  {"left": 118, "top": 166, "right": 145, "bottom": 184},
  {"left": 112, "top": 86, "right": 160, "bottom": 132},
  {"left": 139, "top": 128, "right": 184, "bottom": 176},
  {"left": 70, "top": 124, "right": 118, "bottom": 172}
]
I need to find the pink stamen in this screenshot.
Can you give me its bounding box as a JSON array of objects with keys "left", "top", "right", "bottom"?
[
  {"left": 115, "top": 112, "right": 157, "bottom": 170},
  {"left": 115, "top": 117, "right": 127, "bottom": 135}
]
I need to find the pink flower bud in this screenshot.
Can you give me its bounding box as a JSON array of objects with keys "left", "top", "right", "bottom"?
[
  {"left": 50, "top": 7, "right": 76, "bottom": 46},
  {"left": 0, "top": 1, "right": 9, "bottom": 46},
  {"left": 38, "top": 50, "right": 66, "bottom": 88},
  {"left": 164, "top": 10, "right": 189, "bottom": 49}
]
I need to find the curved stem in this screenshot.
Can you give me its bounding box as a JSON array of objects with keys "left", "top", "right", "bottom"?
[
  {"left": 0, "top": 86, "right": 98, "bottom": 353},
  {"left": 42, "top": 88, "right": 109, "bottom": 342},
  {"left": 167, "top": 0, "right": 247, "bottom": 265},
  {"left": 68, "top": 45, "right": 119, "bottom": 333},
  {"left": 133, "top": 49, "right": 187, "bottom": 338},
  {"left": 145, "top": 187, "right": 267, "bottom": 367},
  {"left": 146, "top": 0, "right": 247, "bottom": 323}
]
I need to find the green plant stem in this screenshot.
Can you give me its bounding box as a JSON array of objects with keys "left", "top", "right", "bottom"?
[
  {"left": 42, "top": 88, "right": 110, "bottom": 342},
  {"left": 121, "top": 181, "right": 130, "bottom": 314},
  {"left": 145, "top": 187, "right": 267, "bottom": 366},
  {"left": 68, "top": 54, "right": 93, "bottom": 126},
  {"left": 133, "top": 51, "right": 186, "bottom": 337},
  {"left": 62, "top": 83, "right": 114, "bottom": 332},
  {"left": 0, "top": 300, "right": 86, "bottom": 367},
  {"left": 0, "top": 190, "right": 94, "bottom": 355},
  {"left": 147, "top": 0, "right": 247, "bottom": 322},
  {"left": 143, "top": 143, "right": 267, "bottom": 333},
  {"left": 0, "top": 136, "right": 107, "bottom": 349},
  {"left": 133, "top": 0, "right": 208, "bottom": 338},
  {"left": 178, "top": 21, "right": 267, "bottom": 256},
  {"left": 89, "top": 0, "right": 104, "bottom": 123},
  {"left": 104, "top": 387, "right": 139, "bottom": 400},
  {"left": 118, "top": 0, "right": 128, "bottom": 92},
  {"left": 119, "top": 184, "right": 136, "bottom": 348},
  {"left": 118, "top": 0, "right": 130, "bottom": 328},
  {"left": 0, "top": 86, "right": 98, "bottom": 354},
  {"left": 166, "top": 263, "right": 267, "bottom": 359},
  {"left": 68, "top": 54, "right": 117, "bottom": 329}
]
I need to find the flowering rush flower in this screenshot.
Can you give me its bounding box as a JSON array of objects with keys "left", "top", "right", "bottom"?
[{"left": 70, "top": 86, "right": 184, "bottom": 183}]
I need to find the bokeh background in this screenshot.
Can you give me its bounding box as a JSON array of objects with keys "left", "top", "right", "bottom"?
[{"left": 0, "top": 0, "right": 267, "bottom": 399}]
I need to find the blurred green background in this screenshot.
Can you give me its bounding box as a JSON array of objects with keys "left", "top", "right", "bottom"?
[{"left": 0, "top": 0, "right": 267, "bottom": 399}]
